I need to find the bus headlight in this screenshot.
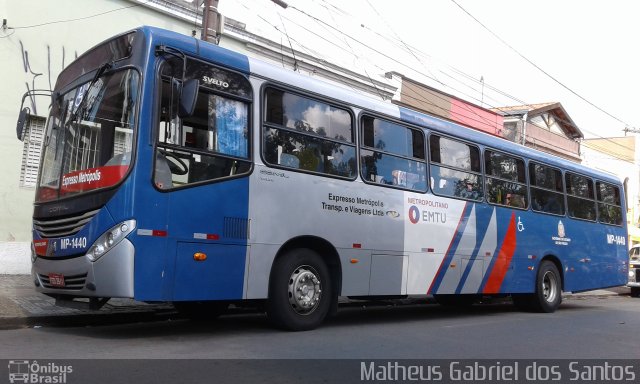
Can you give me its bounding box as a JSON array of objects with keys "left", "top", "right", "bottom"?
[{"left": 86, "top": 220, "right": 136, "bottom": 262}]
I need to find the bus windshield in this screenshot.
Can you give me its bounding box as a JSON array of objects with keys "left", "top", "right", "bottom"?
[{"left": 36, "top": 69, "right": 139, "bottom": 202}]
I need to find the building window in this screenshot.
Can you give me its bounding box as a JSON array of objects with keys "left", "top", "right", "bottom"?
[{"left": 20, "top": 115, "right": 46, "bottom": 188}]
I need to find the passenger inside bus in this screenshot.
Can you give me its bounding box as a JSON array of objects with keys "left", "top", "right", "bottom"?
[{"left": 457, "top": 179, "right": 482, "bottom": 200}]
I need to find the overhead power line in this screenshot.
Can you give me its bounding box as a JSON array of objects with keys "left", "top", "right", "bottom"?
[
  {"left": 303, "top": 0, "right": 638, "bottom": 154},
  {"left": 448, "top": 0, "right": 636, "bottom": 131}
]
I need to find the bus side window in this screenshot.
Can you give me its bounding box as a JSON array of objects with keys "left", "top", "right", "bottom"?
[
  {"left": 263, "top": 88, "right": 356, "bottom": 178},
  {"left": 566, "top": 172, "right": 596, "bottom": 221},
  {"left": 484, "top": 150, "right": 528, "bottom": 209},
  {"left": 359, "top": 115, "right": 427, "bottom": 192},
  {"left": 529, "top": 162, "right": 565, "bottom": 216},
  {"left": 155, "top": 59, "right": 252, "bottom": 189},
  {"left": 596, "top": 181, "right": 623, "bottom": 225},
  {"left": 429, "top": 135, "right": 482, "bottom": 201}
]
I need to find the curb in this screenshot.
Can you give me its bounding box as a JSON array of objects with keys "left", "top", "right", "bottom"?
[{"left": 0, "top": 307, "right": 180, "bottom": 330}]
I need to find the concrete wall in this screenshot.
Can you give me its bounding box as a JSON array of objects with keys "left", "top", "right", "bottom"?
[{"left": 0, "top": 0, "right": 194, "bottom": 273}]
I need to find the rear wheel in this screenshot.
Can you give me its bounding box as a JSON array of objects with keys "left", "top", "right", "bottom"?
[
  {"left": 514, "top": 260, "right": 562, "bottom": 312},
  {"left": 267, "top": 248, "right": 332, "bottom": 331}
]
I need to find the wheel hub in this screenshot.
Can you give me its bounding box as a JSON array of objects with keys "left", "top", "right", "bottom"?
[
  {"left": 288, "top": 266, "right": 322, "bottom": 315},
  {"left": 542, "top": 271, "right": 558, "bottom": 303}
]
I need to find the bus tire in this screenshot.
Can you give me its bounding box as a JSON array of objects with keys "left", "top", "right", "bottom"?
[
  {"left": 631, "top": 287, "right": 640, "bottom": 298},
  {"left": 515, "top": 261, "right": 562, "bottom": 313},
  {"left": 267, "top": 248, "right": 332, "bottom": 331},
  {"left": 173, "top": 301, "right": 229, "bottom": 321}
]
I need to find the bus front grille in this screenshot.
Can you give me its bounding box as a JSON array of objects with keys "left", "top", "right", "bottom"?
[
  {"left": 39, "top": 273, "right": 88, "bottom": 290},
  {"left": 33, "top": 209, "right": 100, "bottom": 238}
]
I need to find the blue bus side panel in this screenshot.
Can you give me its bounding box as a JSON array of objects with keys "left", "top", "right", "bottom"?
[
  {"left": 132, "top": 177, "right": 249, "bottom": 301},
  {"left": 494, "top": 210, "right": 628, "bottom": 293},
  {"left": 167, "top": 177, "right": 250, "bottom": 300},
  {"left": 173, "top": 242, "right": 246, "bottom": 300}
]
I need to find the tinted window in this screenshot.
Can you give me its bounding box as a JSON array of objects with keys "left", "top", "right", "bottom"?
[
  {"left": 430, "top": 136, "right": 480, "bottom": 172},
  {"left": 565, "top": 173, "right": 596, "bottom": 221},
  {"left": 263, "top": 88, "right": 356, "bottom": 178},
  {"left": 596, "top": 181, "right": 623, "bottom": 225},
  {"left": 360, "top": 116, "right": 426, "bottom": 191},
  {"left": 362, "top": 116, "right": 424, "bottom": 159},
  {"left": 529, "top": 162, "right": 565, "bottom": 215},
  {"left": 154, "top": 59, "right": 252, "bottom": 190},
  {"left": 485, "top": 150, "right": 527, "bottom": 209},
  {"left": 430, "top": 135, "right": 482, "bottom": 201},
  {"left": 265, "top": 88, "right": 352, "bottom": 142},
  {"left": 530, "top": 163, "right": 563, "bottom": 191}
]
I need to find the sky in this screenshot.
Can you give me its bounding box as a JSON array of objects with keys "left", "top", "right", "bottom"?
[{"left": 216, "top": 0, "right": 640, "bottom": 140}]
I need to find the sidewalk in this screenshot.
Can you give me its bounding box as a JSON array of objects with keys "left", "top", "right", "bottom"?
[
  {"left": 0, "top": 274, "right": 633, "bottom": 330},
  {"left": 0, "top": 275, "right": 175, "bottom": 329}
]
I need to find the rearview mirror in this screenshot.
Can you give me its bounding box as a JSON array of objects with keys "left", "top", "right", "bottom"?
[
  {"left": 178, "top": 79, "right": 199, "bottom": 118},
  {"left": 16, "top": 107, "right": 30, "bottom": 141}
]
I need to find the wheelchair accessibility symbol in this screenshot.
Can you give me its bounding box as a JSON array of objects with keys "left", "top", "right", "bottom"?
[{"left": 517, "top": 217, "right": 525, "bottom": 232}]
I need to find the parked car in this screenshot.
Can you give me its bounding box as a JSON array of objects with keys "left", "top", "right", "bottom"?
[{"left": 629, "top": 245, "right": 640, "bottom": 297}]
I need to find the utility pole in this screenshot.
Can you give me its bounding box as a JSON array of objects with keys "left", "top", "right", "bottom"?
[{"left": 201, "top": 0, "right": 221, "bottom": 44}]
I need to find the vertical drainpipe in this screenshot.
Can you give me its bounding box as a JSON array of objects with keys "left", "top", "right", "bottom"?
[{"left": 521, "top": 112, "right": 528, "bottom": 146}]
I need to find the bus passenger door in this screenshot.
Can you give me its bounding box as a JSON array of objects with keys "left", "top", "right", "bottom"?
[{"left": 152, "top": 57, "right": 253, "bottom": 301}]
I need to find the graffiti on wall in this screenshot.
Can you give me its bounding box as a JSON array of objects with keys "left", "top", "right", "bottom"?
[{"left": 19, "top": 40, "right": 77, "bottom": 115}]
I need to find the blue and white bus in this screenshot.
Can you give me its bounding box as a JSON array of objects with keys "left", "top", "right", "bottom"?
[{"left": 18, "top": 26, "right": 628, "bottom": 330}]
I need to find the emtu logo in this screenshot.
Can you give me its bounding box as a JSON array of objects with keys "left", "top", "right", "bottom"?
[{"left": 409, "top": 206, "right": 420, "bottom": 224}]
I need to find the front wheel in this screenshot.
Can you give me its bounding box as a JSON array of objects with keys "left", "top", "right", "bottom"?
[
  {"left": 267, "top": 248, "right": 333, "bottom": 331},
  {"left": 514, "top": 260, "right": 562, "bottom": 312}
]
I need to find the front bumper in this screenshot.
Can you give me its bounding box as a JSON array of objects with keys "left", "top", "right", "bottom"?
[
  {"left": 32, "top": 238, "right": 135, "bottom": 298},
  {"left": 628, "top": 263, "right": 640, "bottom": 288}
]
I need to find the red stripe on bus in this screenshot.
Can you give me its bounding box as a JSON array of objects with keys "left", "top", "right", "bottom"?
[
  {"left": 483, "top": 213, "right": 517, "bottom": 294},
  {"left": 60, "top": 165, "right": 129, "bottom": 195}
]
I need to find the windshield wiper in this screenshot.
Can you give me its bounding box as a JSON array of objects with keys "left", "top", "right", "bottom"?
[{"left": 68, "top": 62, "right": 113, "bottom": 125}]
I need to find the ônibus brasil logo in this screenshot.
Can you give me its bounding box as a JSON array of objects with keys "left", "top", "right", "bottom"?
[{"left": 8, "top": 360, "right": 73, "bottom": 384}]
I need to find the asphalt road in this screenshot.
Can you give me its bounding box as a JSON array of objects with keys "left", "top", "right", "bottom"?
[{"left": 1, "top": 294, "right": 639, "bottom": 360}]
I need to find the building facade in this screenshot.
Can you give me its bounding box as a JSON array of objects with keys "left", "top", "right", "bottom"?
[{"left": 496, "top": 102, "right": 583, "bottom": 162}]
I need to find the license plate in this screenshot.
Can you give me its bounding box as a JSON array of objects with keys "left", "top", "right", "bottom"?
[{"left": 48, "top": 273, "right": 65, "bottom": 288}]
